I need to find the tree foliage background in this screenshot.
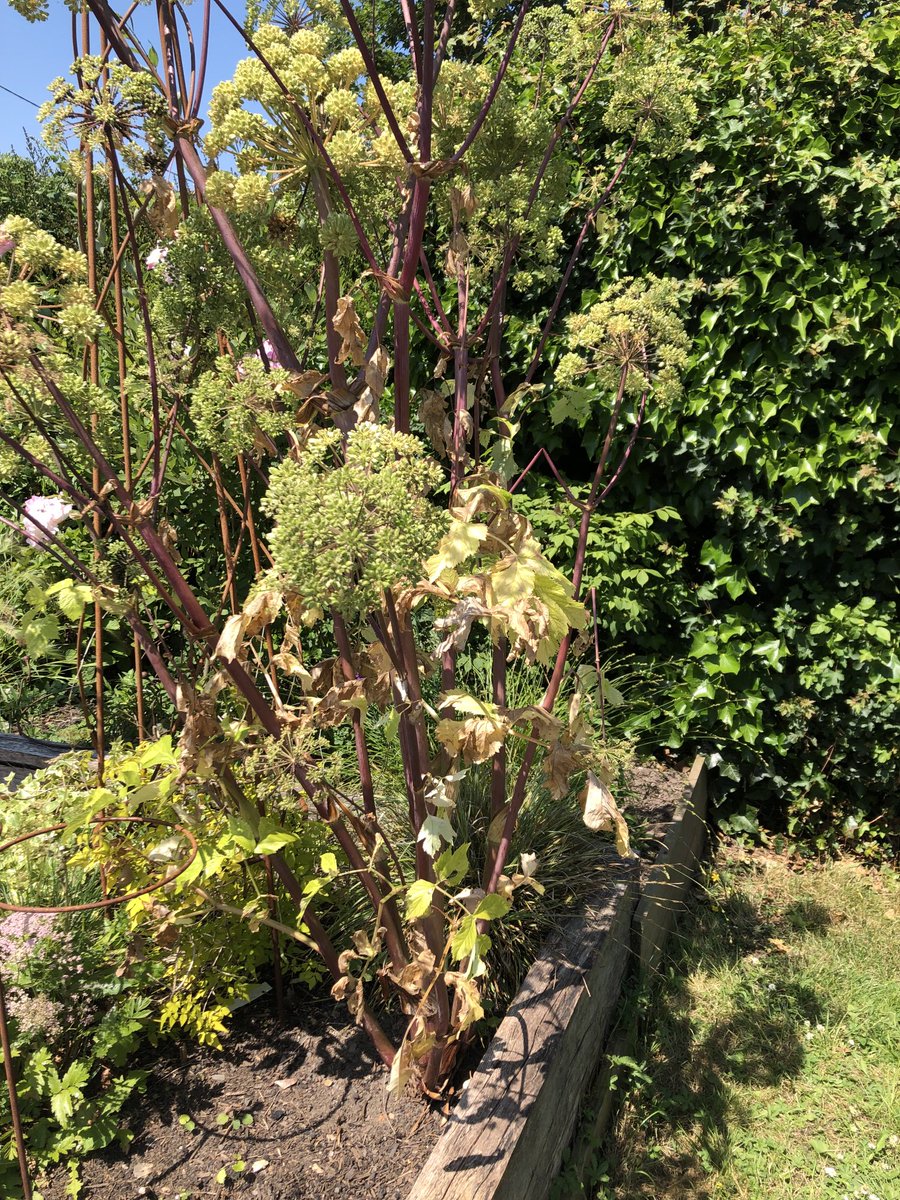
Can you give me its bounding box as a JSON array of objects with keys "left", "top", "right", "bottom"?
[{"left": 527, "top": 0, "right": 899, "bottom": 851}]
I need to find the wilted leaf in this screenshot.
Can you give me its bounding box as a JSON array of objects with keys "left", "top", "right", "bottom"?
[
  {"left": 141, "top": 174, "right": 180, "bottom": 238},
  {"left": 215, "top": 613, "right": 245, "bottom": 662},
  {"left": 425, "top": 520, "right": 489, "bottom": 580},
  {"left": 365, "top": 345, "right": 390, "bottom": 399},
  {"left": 418, "top": 814, "right": 455, "bottom": 858},
  {"left": 243, "top": 589, "right": 283, "bottom": 636},
  {"left": 487, "top": 805, "right": 508, "bottom": 847},
  {"left": 434, "top": 597, "right": 489, "bottom": 655},
  {"left": 420, "top": 390, "right": 452, "bottom": 458},
  {"left": 445, "top": 229, "right": 469, "bottom": 276},
  {"left": 444, "top": 971, "right": 483, "bottom": 1031},
  {"left": 580, "top": 770, "right": 631, "bottom": 856},
  {"left": 434, "top": 715, "right": 509, "bottom": 764},
  {"left": 333, "top": 295, "right": 367, "bottom": 366},
  {"left": 543, "top": 738, "right": 587, "bottom": 800},
  {"left": 449, "top": 183, "right": 476, "bottom": 223},
  {"left": 283, "top": 369, "right": 326, "bottom": 400}
]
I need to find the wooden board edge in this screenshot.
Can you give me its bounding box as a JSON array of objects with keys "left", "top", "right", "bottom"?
[
  {"left": 406, "top": 863, "right": 638, "bottom": 1200},
  {"left": 634, "top": 755, "right": 708, "bottom": 974}
]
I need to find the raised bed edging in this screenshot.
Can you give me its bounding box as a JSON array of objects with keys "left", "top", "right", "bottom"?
[
  {"left": 408, "top": 856, "right": 638, "bottom": 1200},
  {"left": 0, "top": 732, "right": 76, "bottom": 790},
  {"left": 408, "top": 756, "right": 708, "bottom": 1200},
  {"left": 634, "top": 755, "right": 708, "bottom": 976}
]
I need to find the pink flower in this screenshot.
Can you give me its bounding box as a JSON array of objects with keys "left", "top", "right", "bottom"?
[
  {"left": 261, "top": 338, "right": 281, "bottom": 368},
  {"left": 145, "top": 245, "right": 168, "bottom": 271},
  {"left": 236, "top": 338, "right": 282, "bottom": 380},
  {"left": 22, "top": 495, "right": 74, "bottom": 547},
  {"left": 0, "top": 236, "right": 14, "bottom": 258}
]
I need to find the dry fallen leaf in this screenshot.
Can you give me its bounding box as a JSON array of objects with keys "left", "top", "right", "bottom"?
[{"left": 767, "top": 937, "right": 793, "bottom": 954}]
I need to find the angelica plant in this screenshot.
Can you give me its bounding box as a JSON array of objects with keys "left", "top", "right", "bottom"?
[{"left": 0, "top": 0, "right": 695, "bottom": 1098}]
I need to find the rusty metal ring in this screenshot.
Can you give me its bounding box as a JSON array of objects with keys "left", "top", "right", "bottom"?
[{"left": 0, "top": 816, "right": 199, "bottom": 914}]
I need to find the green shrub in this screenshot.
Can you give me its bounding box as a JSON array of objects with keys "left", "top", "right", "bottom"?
[{"left": 534, "top": 1, "right": 900, "bottom": 852}]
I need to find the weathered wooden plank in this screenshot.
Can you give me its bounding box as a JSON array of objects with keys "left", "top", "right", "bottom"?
[
  {"left": 407, "top": 857, "right": 638, "bottom": 1200},
  {"left": 634, "top": 755, "right": 708, "bottom": 975},
  {"left": 0, "top": 732, "right": 73, "bottom": 770},
  {"left": 569, "top": 758, "right": 709, "bottom": 1188}
]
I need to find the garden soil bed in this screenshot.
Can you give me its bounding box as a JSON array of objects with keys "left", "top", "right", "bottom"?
[
  {"left": 42, "top": 999, "right": 445, "bottom": 1200},
  {"left": 624, "top": 758, "right": 692, "bottom": 869},
  {"left": 38, "top": 758, "right": 692, "bottom": 1200}
]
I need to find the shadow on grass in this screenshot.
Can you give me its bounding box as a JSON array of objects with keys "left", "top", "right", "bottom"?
[{"left": 558, "top": 876, "right": 829, "bottom": 1200}]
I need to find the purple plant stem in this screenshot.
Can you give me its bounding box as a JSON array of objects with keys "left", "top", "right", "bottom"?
[
  {"left": 268, "top": 854, "right": 397, "bottom": 1065},
  {"left": 188, "top": 0, "right": 210, "bottom": 118},
  {"left": 400, "top": 0, "right": 422, "bottom": 81},
  {"left": 176, "top": 137, "right": 303, "bottom": 373},
  {"left": 310, "top": 171, "right": 349, "bottom": 392},
  {"left": 434, "top": 0, "right": 458, "bottom": 76},
  {"left": 524, "top": 132, "right": 639, "bottom": 385},
  {"left": 332, "top": 610, "right": 376, "bottom": 816},
  {"left": 208, "top": 0, "right": 382, "bottom": 274},
  {"left": 333, "top": 0, "right": 415, "bottom": 163},
  {"left": 473, "top": 19, "right": 619, "bottom": 341},
  {"left": 510, "top": 446, "right": 583, "bottom": 508}
]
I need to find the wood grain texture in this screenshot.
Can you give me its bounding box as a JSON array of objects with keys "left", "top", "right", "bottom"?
[
  {"left": 407, "top": 857, "right": 638, "bottom": 1200},
  {"left": 0, "top": 732, "right": 73, "bottom": 789},
  {"left": 0, "top": 732, "right": 73, "bottom": 766},
  {"left": 634, "top": 755, "right": 708, "bottom": 975}
]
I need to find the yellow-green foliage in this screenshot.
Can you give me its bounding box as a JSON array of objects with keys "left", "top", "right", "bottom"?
[
  {"left": 39, "top": 55, "right": 165, "bottom": 175},
  {"left": 553, "top": 275, "right": 691, "bottom": 422}
]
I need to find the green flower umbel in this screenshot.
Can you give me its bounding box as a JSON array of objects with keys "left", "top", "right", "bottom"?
[{"left": 262, "top": 425, "right": 447, "bottom": 622}]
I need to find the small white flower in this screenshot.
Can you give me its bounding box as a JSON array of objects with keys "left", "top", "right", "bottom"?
[
  {"left": 816, "top": 1023, "right": 825, "bottom": 1032},
  {"left": 22, "top": 495, "right": 74, "bottom": 547},
  {"left": 805, "top": 1032, "right": 813, "bottom": 1042},
  {"left": 824, "top": 1166, "right": 837, "bottom": 1178},
  {"left": 145, "top": 244, "right": 168, "bottom": 270},
  {"left": 848, "top": 1038, "right": 856, "bottom": 1047},
  {"left": 867, "top": 1142, "right": 876, "bottom": 1150},
  {"left": 768, "top": 983, "right": 776, "bottom": 991}
]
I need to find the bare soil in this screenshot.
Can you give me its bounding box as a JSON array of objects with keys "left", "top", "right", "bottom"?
[
  {"left": 42, "top": 999, "right": 444, "bottom": 1200},
  {"left": 39, "top": 758, "right": 691, "bottom": 1200},
  {"left": 624, "top": 758, "right": 694, "bottom": 873}
]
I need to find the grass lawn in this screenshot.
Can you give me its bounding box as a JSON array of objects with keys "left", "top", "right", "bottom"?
[{"left": 558, "top": 844, "right": 900, "bottom": 1200}]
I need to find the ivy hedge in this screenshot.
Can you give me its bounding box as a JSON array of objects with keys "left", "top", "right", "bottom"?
[{"left": 535, "top": 2, "right": 899, "bottom": 852}]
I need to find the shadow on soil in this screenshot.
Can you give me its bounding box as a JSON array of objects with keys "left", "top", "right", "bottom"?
[{"left": 554, "top": 874, "right": 835, "bottom": 1200}]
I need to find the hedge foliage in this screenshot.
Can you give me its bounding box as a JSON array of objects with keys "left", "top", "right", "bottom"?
[{"left": 536, "top": 2, "right": 899, "bottom": 851}]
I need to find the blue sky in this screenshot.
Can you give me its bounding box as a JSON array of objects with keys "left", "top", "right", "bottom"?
[{"left": 1, "top": 2, "right": 248, "bottom": 156}]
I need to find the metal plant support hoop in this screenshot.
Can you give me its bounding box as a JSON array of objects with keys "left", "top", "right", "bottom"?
[{"left": 0, "top": 816, "right": 199, "bottom": 1200}]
